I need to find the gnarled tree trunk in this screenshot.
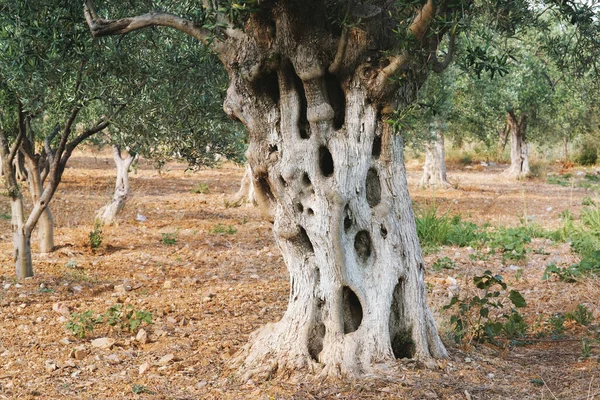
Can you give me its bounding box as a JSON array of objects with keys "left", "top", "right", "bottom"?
[
  {"left": 420, "top": 131, "right": 450, "bottom": 188},
  {"left": 503, "top": 111, "right": 530, "bottom": 179},
  {"left": 95, "top": 145, "right": 137, "bottom": 225}
]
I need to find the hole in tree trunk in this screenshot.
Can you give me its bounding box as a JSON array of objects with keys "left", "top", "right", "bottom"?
[
  {"left": 319, "top": 146, "right": 334, "bottom": 177},
  {"left": 290, "top": 226, "right": 314, "bottom": 253},
  {"left": 306, "top": 208, "right": 314, "bottom": 216},
  {"left": 389, "top": 278, "right": 415, "bottom": 359},
  {"left": 302, "top": 172, "right": 311, "bottom": 187},
  {"left": 308, "top": 299, "right": 326, "bottom": 361},
  {"left": 256, "top": 173, "right": 275, "bottom": 202},
  {"left": 365, "top": 167, "right": 381, "bottom": 207},
  {"left": 380, "top": 224, "right": 387, "bottom": 238},
  {"left": 295, "top": 202, "right": 304, "bottom": 213},
  {"left": 372, "top": 135, "right": 382, "bottom": 158},
  {"left": 324, "top": 73, "right": 345, "bottom": 130},
  {"left": 344, "top": 205, "right": 353, "bottom": 232},
  {"left": 342, "top": 286, "right": 363, "bottom": 334},
  {"left": 278, "top": 175, "right": 287, "bottom": 187},
  {"left": 354, "top": 230, "right": 372, "bottom": 263},
  {"left": 253, "top": 71, "right": 280, "bottom": 105}
]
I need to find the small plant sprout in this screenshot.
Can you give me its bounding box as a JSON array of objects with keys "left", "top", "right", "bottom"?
[
  {"left": 212, "top": 224, "right": 237, "bottom": 235},
  {"left": 190, "top": 183, "right": 209, "bottom": 194},
  {"left": 89, "top": 221, "right": 103, "bottom": 250},
  {"left": 161, "top": 232, "right": 178, "bottom": 245}
]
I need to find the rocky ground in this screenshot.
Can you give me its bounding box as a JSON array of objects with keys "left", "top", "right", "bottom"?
[{"left": 0, "top": 151, "right": 598, "bottom": 399}]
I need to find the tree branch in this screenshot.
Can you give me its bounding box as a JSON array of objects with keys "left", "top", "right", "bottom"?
[
  {"left": 84, "top": 0, "right": 228, "bottom": 54},
  {"left": 432, "top": 31, "right": 457, "bottom": 73}
]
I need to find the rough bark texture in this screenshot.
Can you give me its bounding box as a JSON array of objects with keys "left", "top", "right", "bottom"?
[
  {"left": 85, "top": 0, "right": 455, "bottom": 379},
  {"left": 503, "top": 111, "right": 530, "bottom": 179},
  {"left": 420, "top": 131, "right": 450, "bottom": 188},
  {"left": 95, "top": 146, "right": 137, "bottom": 225}
]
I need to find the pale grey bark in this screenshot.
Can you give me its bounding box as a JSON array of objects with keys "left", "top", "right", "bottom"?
[
  {"left": 503, "top": 111, "right": 530, "bottom": 179},
  {"left": 95, "top": 145, "right": 137, "bottom": 225},
  {"left": 420, "top": 131, "right": 449, "bottom": 188},
  {"left": 23, "top": 154, "right": 55, "bottom": 253}
]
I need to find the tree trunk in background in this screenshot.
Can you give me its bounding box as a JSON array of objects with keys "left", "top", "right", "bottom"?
[
  {"left": 420, "top": 131, "right": 449, "bottom": 188},
  {"left": 95, "top": 145, "right": 137, "bottom": 225},
  {"left": 227, "top": 163, "right": 256, "bottom": 207},
  {"left": 24, "top": 155, "right": 55, "bottom": 253},
  {"left": 563, "top": 136, "right": 569, "bottom": 162},
  {"left": 503, "top": 111, "right": 530, "bottom": 179}
]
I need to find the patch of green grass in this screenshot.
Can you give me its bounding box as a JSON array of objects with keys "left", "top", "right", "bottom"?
[
  {"left": 566, "top": 304, "right": 594, "bottom": 326},
  {"left": 432, "top": 256, "right": 456, "bottom": 271},
  {"left": 161, "top": 232, "right": 178, "bottom": 246},
  {"left": 212, "top": 224, "right": 237, "bottom": 235},
  {"left": 190, "top": 183, "right": 209, "bottom": 194},
  {"left": 132, "top": 384, "right": 155, "bottom": 395},
  {"left": 0, "top": 212, "right": 10, "bottom": 220}
]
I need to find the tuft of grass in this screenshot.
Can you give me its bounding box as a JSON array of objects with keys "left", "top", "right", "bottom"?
[
  {"left": 432, "top": 256, "right": 456, "bottom": 271},
  {"left": 161, "top": 232, "right": 178, "bottom": 246},
  {"left": 212, "top": 224, "right": 237, "bottom": 235},
  {"left": 0, "top": 212, "right": 10, "bottom": 220},
  {"left": 89, "top": 221, "right": 103, "bottom": 250},
  {"left": 190, "top": 183, "right": 209, "bottom": 194},
  {"left": 566, "top": 304, "right": 594, "bottom": 326}
]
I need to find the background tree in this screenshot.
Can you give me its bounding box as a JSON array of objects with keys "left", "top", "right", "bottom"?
[
  {"left": 84, "top": 0, "right": 599, "bottom": 379},
  {"left": 94, "top": 31, "right": 245, "bottom": 224}
]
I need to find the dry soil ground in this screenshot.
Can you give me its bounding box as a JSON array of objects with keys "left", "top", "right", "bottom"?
[{"left": 0, "top": 151, "right": 598, "bottom": 400}]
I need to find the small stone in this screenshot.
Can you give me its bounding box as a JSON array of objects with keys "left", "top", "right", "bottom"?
[
  {"left": 163, "top": 281, "right": 173, "bottom": 289},
  {"left": 196, "top": 381, "right": 207, "bottom": 388},
  {"left": 59, "top": 337, "right": 71, "bottom": 346},
  {"left": 91, "top": 337, "right": 115, "bottom": 350},
  {"left": 45, "top": 360, "right": 57, "bottom": 372},
  {"left": 158, "top": 353, "right": 175, "bottom": 365},
  {"left": 167, "top": 317, "right": 177, "bottom": 324},
  {"left": 52, "top": 302, "right": 70, "bottom": 316},
  {"left": 154, "top": 329, "right": 166, "bottom": 337},
  {"left": 3, "top": 283, "right": 11, "bottom": 290},
  {"left": 74, "top": 348, "right": 89, "bottom": 360},
  {"left": 106, "top": 354, "right": 120, "bottom": 364},
  {"left": 86, "top": 364, "right": 97, "bottom": 372},
  {"left": 139, "top": 362, "right": 151, "bottom": 375},
  {"left": 465, "top": 357, "right": 472, "bottom": 363},
  {"left": 136, "top": 329, "right": 148, "bottom": 344},
  {"left": 424, "top": 359, "right": 438, "bottom": 370}
]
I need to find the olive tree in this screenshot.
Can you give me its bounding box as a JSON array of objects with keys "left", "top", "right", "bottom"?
[{"left": 83, "top": 0, "right": 599, "bottom": 379}]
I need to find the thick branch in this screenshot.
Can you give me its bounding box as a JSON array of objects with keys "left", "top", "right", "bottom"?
[
  {"left": 432, "top": 31, "right": 457, "bottom": 73},
  {"left": 84, "top": 0, "right": 227, "bottom": 54}
]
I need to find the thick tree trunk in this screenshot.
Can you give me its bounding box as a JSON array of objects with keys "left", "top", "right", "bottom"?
[
  {"left": 226, "top": 68, "right": 446, "bottom": 379},
  {"left": 24, "top": 156, "right": 55, "bottom": 253},
  {"left": 83, "top": 0, "right": 451, "bottom": 380},
  {"left": 503, "top": 112, "right": 530, "bottom": 179},
  {"left": 420, "top": 131, "right": 450, "bottom": 188},
  {"left": 227, "top": 163, "right": 256, "bottom": 207},
  {"left": 95, "top": 145, "right": 137, "bottom": 225}
]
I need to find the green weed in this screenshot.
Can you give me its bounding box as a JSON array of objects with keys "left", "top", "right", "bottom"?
[
  {"left": 212, "top": 224, "right": 237, "bottom": 235},
  {"left": 66, "top": 311, "right": 97, "bottom": 338},
  {"left": 161, "top": 232, "right": 178, "bottom": 245},
  {"left": 566, "top": 304, "right": 594, "bottom": 326},
  {"left": 190, "top": 183, "right": 209, "bottom": 194},
  {"left": 432, "top": 256, "right": 456, "bottom": 271},
  {"left": 89, "top": 221, "right": 103, "bottom": 250}
]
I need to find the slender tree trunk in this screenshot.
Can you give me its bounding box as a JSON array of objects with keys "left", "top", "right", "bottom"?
[
  {"left": 503, "top": 112, "right": 530, "bottom": 179},
  {"left": 226, "top": 67, "right": 446, "bottom": 379},
  {"left": 95, "top": 145, "right": 137, "bottom": 225},
  {"left": 420, "top": 131, "right": 449, "bottom": 188},
  {"left": 12, "top": 196, "right": 33, "bottom": 279},
  {"left": 227, "top": 163, "right": 256, "bottom": 207},
  {"left": 23, "top": 155, "right": 55, "bottom": 253},
  {"left": 563, "top": 136, "right": 569, "bottom": 162}
]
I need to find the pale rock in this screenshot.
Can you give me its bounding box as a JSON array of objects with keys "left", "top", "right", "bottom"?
[
  {"left": 91, "top": 337, "right": 115, "bottom": 350},
  {"left": 74, "top": 347, "right": 89, "bottom": 360},
  {"left": 86, "top": 364, "right": 97, "bottom": 372},
  {"left": 52, "top": 302, "right": 70, "bottom": 316},
  {"left": 158, "top": 353, "right": 175, "bottom": 365},
  {"left": 106, "top": 354, "right": 120, "bottom": 364},
  {"left": 57, "top": 316, "right": 68, "bottom": 323},
  {"left": 444, "top": 276, "right": 457, "bottom": 286},
  {"left": 59, "top": 337, "right": 71, "bottom": 346},
  {"left": 163, "top": 280, "right": 173, "bottom": 289},
  {"left": 45, "top": 360, "right": 57, "bottom": 372},
  {"left": 139, "top": 362, "right": 151, "bottom": 375},
  {"left": 136, "top": 328, "right": 148, "bottom": 344},
  {"left": 167, "top": 317, "right": 177, "bottom": 324},
  {"left": 3, "top": 283, "right": 10, "bottom": 290}
]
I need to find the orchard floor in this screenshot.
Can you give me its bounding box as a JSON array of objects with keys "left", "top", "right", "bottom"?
[{"left": 0, "top": 151, "right": 598, "bottom": 400}]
